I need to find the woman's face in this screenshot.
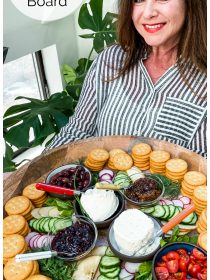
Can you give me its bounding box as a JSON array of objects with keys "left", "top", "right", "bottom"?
[{"left": 132, "top": 0, "right": 186, "bottom": 50}]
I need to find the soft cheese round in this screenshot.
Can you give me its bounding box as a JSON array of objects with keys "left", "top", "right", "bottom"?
[
  {"left": 113, "top": 209, "right": 154, "bottom": 256},
  {"left": 80, "top": 189, "right": 119, "bottom": 222}
]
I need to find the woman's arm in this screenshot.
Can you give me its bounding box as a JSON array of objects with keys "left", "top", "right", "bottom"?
[{"left": 44, "top": 60, "right": 98, "bottom": 151}]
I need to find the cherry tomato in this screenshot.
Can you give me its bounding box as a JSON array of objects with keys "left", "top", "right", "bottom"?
[
  {"left": 197, "top": 268, "right": 207, "bottom": 280},
  {"left": 157, "top": 261, "right": 167, "bottom": 268},
  {"left": 188, "top": 263, "right": 202, "bottom": 278},
  {"left": 174, "top": 272, "right": 187, "bottom": 280},
  {"left": 177, "top": 249, "right": 188, "bottom": 256},
  {"left": 166, "top": 259, "right": 179, "bottom": 273},
  {"left": 203, "top": 260, "right": 207, "bottom": 267},
  {"left": 192, "top": 248, "right": 207, "bottom": 261},
  {"left": 167, "top": 276, "right": 177, "bottom": 280},
  {"left": 190, "top": 255, "right": 197, "bottom": 264},
  {"left": 155, "top": 267, "right": 169, "bottom": 280},
  {"left": 179, "top": 259, "right": 188, "bottom": 272},
  {"left": 162, "top": 256, "right": 168, "bottom": 262},
  {"left": 166, "top": 251, "right": 180, "bottom": 260}
]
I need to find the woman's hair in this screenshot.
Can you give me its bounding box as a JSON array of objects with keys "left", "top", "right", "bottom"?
[{"left": 117, "top": 0, "right": 207, "bottom": 77}]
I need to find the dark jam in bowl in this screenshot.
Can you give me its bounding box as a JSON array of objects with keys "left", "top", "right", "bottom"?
[
  {"left": 49, "top": 165, "right": 91, "bottom": 190},
  {"left": 125, "top": 178, "right": 161, "bottom": 202},
  {"left": 51, "top": 221, "right": 94, "bottom": 258}
]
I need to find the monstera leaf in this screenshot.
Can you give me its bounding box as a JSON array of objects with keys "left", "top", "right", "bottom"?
[
  {"left": 79, "top": 0, "right": 118, "bottom": 53},
  {"left": 3, "top": 92, "right": 74, "bottom": 148}
]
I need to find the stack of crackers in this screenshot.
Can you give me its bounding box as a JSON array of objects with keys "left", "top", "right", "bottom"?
[
  {"left": 85, "top": 148, "right": 109, "bottom": 171},
  {"left": 111, "top": 152, "right": 133, "bottom": 171},
  {"left": 26, "top": 276, "right": 52, "bottom": 280},
  {"left": 181, "top": 171, "right": 207, "bottom": 199},
  {"left": 5, "top": 196, "right": 34, "bottom": 221},
  {"left": 3, "top": 215, "right": 30, "bottom": 237},
  {"left": 166, "top": 159, "right": 188, "bottom": 181},
  {"left": 197, "top": 208, "right": 207, "bottom": 233},
  {"left": 108, "top": 149, "right": 126, "bottom": 170},
  {"left": 131, "top": 143, "right": 152, "bottom": 170},
  {"left": 198, "top": 231, "right": 207, "bottom": 252},
  {"left": 3, "top": 234, "right": 28, "bottom": 265},
  {"left": 150, "top": 150, "right": 170, "bottom": 175},
  {"left": 4, "top": 259, "right": 39, "bottom": 280},
  {"left": 23, "top": 183, "right": 46, "bottom": 208},
  {"left": 192, "top": 185, "right": 207, "bottom": 215}
]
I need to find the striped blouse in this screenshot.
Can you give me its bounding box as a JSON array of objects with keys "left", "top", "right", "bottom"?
[{"left": 46, "top": 45, "right": 207, "bottom": 157}]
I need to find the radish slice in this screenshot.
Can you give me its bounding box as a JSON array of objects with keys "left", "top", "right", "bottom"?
[
  {"left": 119, "top": 268, "right": 134, "bottom": 280},
  {"left": 29, "top": 235, "right": 40, "bottom": 248},
  {"left": 36, "top": 235, "right": 48, "bottom": 248},
  {"left": 124, "top": 262, "right": 140, "bottom": 274},
  {"left": 100, "top": 173, "right": 113, "bottom": 181},
  {"left": 34, "top": 235, "right": 42, "bottom": 248},
  {"left": 99, "top": 169, "right": 114, "bottom": 178},
  {"left": 162, "top": 199, "right": 174, "bottom": 205},
  {"left": 178, "top": 195, "right": 183, "bottom": 199},
  {"left": 25, "top": 232, "right": 39, "bottom": 244},
  {"left": 179, "top": 196, "right": 191, "bottom": 205},
  {"left": 159, "top": 200, "right": 166, "bottom": 205},
  {"left": 172, "top": 199, "right": 184, "bottom": 208}
]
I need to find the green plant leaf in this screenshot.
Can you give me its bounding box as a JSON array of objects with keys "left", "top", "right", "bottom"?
[
  {"left": 4, "top": 92, "right": 74, "bottom": 148},
  {"left": 79, "top": 0, "right": 118, "bottom": 53},
  {"left": 3, "top": 142, "right": 16, "bottom": 172},
  {"left": 62, "top": 64, "right": 77, "bottom": 84}
]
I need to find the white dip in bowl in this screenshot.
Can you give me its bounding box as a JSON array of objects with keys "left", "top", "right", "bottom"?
[{"left": 80, "top": 189, "right": 119, "bottom": 222}]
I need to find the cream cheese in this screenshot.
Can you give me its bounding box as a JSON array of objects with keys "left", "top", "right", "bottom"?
[
  {"left": 80, "top": 189, "right": 119, "bottom": 222},
  {"left": 113, "top": 209, "right": 154, "bottom": 256}
]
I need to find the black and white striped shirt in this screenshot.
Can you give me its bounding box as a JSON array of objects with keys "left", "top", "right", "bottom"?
[{"left": 46, "top": 45, "right": 207, "bottom": 157}]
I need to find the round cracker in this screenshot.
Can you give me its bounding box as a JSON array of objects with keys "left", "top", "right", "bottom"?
[
  {"left": 26, "top": 275, "right": 52, "bottom": 280},
  {"left": 150, "top": 150, "right": 170, "bottom": 163},
  {"left": 132, "top": 143, "right": 152, "bottom": 156},
  {"left": 23, "top": 184, "right": 45, "bottom": 200},
  {"left": 4, "top": 234, "right": 26, "bottom": 258},
  {"left": 184, "top": 171, "right": 206, "bottom": 186},
  {"left": 166, "top": 159, "right": 188, "bottom": 173},
  {"left": 4, "top": 258, "right": 34, "bottom": 280},
  {"left": 113, "top": 153, "right": 133, "bottom": 171},
  {"left": 109, "top": 149, "right": 126, "bottom": 157},
  {"left": 5, "top": 196, "right": 31, "bottom": 215},
  {"left": 3, "top": 215, "right": 26, "bottom": 235},
  {"left": 89, "top": 148, "right": 109, "bottom": 162},
  {"left": 198, "top": 231, "right": 207, "bottom": 251},
  {"left": 193, "top": 186, "right": 207, "bottom": 202}
]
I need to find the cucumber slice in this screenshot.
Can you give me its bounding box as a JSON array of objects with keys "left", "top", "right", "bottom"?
[
  {"left": 39, "top": 218, "right": 49, "bottom": 232},
  {"left": 105, "top": 267, "right": 120, "bottom": 278},
  {"left": 177, "top": 206, "right": 183, "bottom": 212},
  {"left": 168, "top": 205, "right": 176, "bottom": 219},
  {"left": 43, "top": 218, "right": 51, "bottom": 233},
  {"left": 53, "top": 219, "right": 72, "bottom": 233},
  {"left": 97, "top": 276, "right": 119, "bottom": 280},
  {"left": 162, "top": 206, "right": 170, "bottom": 219},
  {"left": 152, "top": 205, "right": 166, "bottom": 218},
  {"left": 188, "top": 213, "right": 198, "bottom": 225},
  {"left": 169, "top": 207, "right": 180, "bottom": 219},
  {"left": 140, "top": 207, "right": 155, "bottom": 214},
  {"left": 100, "top": 256, "right": 120, "bottom": 268},
  {"left": 105, "top": 247, "right": 115, "bottom": 257},
  {"left": 181, "top": 212, "right": 195, "bottom": 224},
  {"left": 99, "top": 266, "right": 117, "bottom": 275},
  {"left": 48, "top": 217, "right": 59, "bottom": 233},
  {"left": 29, "top": 219, "right": 36, "bottom": 228}
]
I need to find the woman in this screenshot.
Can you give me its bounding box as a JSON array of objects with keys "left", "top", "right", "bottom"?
[{"left": 46, "top": 0, "right": 207, "bottom": 157}]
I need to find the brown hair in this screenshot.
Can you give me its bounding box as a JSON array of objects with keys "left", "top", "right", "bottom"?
[{"left": 117, "top": 0, "right": 207, "bottom": 77}]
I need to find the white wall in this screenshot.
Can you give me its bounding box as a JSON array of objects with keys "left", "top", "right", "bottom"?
[{"left": 3, "top": 0, "right": 79, "bottom": 68}]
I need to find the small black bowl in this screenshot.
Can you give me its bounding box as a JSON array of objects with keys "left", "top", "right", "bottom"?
[
  {"left": 152, "top": 242, "right": 207, "bottom": 280},
  {"left": 107, "top": 214, "right": 162, "bottom": 262},
  {"left": 74, "top": 191, "right": 125, "bottom": 229},
  {"left": 45, "top": 164, "right": 92, "bottom": 199}
]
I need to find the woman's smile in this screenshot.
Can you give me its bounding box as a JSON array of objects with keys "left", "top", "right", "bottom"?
[{"left": 143, "top": 23, "right": 166, "bottom": 33}]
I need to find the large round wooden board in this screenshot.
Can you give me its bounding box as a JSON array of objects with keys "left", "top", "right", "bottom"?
[{"left": 4, "top": 136, "right": 207, "bottom": 205}]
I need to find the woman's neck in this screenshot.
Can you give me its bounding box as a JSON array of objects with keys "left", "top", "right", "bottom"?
[{"left": 143, "top": 45, "right": 178, "bottom": 84}]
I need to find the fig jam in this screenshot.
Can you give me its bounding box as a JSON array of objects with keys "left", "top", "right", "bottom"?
[
  {"left": 51, "top": 221, "right": 94, "bottom": 257},
  {"left": 125, "top": 178, "right": 161, "bottom": 202}
]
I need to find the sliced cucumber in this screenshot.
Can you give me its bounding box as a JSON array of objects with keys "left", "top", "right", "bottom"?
[
  {"left": 99, "top": 266, "right": 117, "bottom": 275},
  {"left": 97, "top": 276, "right": 118, "bottom": 280},
  {"left": 105, "top": 267, "right": 120, "bottom": 278},
  {"left": 105, "top": 247, "right": 115, "bottom": 257},
  {"left": 188, "top": 213, "right": 198, "bottom": 225},
  {"left": 177, "top": 206, "right": 183, "bottom": 212},
  {"left": 169, "top": 207, "right": 180, "bottom": 219},
  {"left": 168, "top": 205, "right": 176, "bottom": 219},
  {"left": 181, "top": 212, "right": 195, "bottom": 224},
  {"left": 152, "top": 205, "right": 166, "bottom": 218},
  {"left": 140, "top": 207, "right": 155, "bottom": 214},
  {"left": 53, "top": 218, "right": 72, "bottom": 233},
  {"left": 100, "top": 256, "right": 120, "bottom": 268},
  {"left": 162, "top": 206, "right": 170, "bottom": 219}
]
